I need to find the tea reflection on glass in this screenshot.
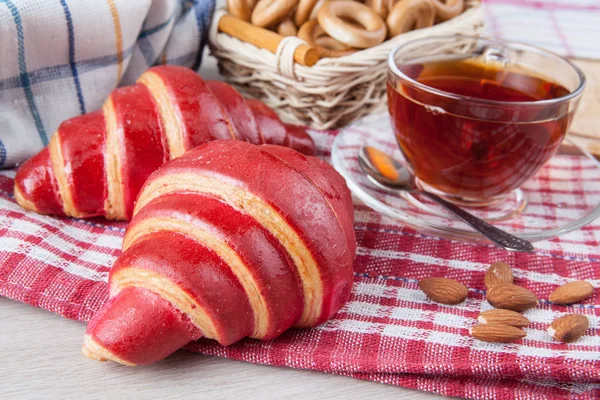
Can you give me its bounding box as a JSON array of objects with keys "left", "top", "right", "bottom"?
[{"left": 387, "top": 36, "right": 586, "bottom": 206}]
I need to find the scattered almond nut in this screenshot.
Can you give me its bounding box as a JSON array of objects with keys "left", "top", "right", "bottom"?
[
  {"left": 549, "top": 281, "right": 594, "bottom": 305},
  {"left": 548, "top": 314, "right": 589, "bottom": 343},
  {"left": 470, "top": 323, "right": 527, "bottom": 343},
  {"left": 418, "top": 277, "right": 468, "bottom": 305},
  {"left": 486, "top": 284, "right": 538, "bottom": 312},
  {"left": 484, "top": 261, "right": 514, "bottom": 289},
  {"left": 478, "top": 309, "right": 530, "bottom": 328}
]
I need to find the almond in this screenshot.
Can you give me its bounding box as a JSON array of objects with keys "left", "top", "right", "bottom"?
[
  {"left": 548, "top": 314, "right": 589, "bottom": 343},
  {"left": 549, "top": 281, "right": 594, "bottom": 305},
  {"left": 418, "top": 277, "right": 468, "bottom": 305},
  {"left": 470, "top": 323, "right": 526, "bottom": 343},
  {"left": 478, "top": 309, "right": 530, "bottom": 328},
  {"left": 486, "top": 284, "right": 538, "bottom": 312},
  {"left": 484, "top": 261, "right": 514, "bottom": 289}
]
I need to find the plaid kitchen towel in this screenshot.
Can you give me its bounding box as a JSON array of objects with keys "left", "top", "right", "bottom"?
[
  {"left": 0, "top": 0, "right": 597, "bottom": 167},
  {"left": 0, "top": 122, "right": 598, "bottom": 399},
  {"left": 483, "top": 0, "right": 600, "bottom": 59},
  {"left": 0, "top": 0, "right": 215, "bottom": 168}
]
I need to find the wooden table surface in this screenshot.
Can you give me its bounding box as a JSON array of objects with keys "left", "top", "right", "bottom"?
[
  {"left": 567, "top": 59, "right": 600, "bottom": 155},
  {"left": 0, "top": 296, "right": 436, "bottom": 400},
  {"left": 1, "top": 54, "right": 598, "bottom": 400}
]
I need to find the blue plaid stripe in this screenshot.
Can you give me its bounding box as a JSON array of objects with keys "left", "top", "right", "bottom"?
[
  {"left": 0, "top": 46, "right": 136, "bottom": 92},
  {"left": 191, "top": 0, "right": 214, "bottom": 70},
  {"left": 59, "top": 0, "right": 86, "bottom": 114},
  {"left": 0, "top": 139, "right": 6, "bottom": 168},
  {"left": 138, "top": 11, "right": 176, "bottom": 40},
  {"left": 1, "top": 0, "right": 49, "bottom": 146},
  {"left": 136, "top": 8, "right": 178, "bottom": 66},
  {"left": 165, "top": 51, "right": 197, "bottom": 66},
  {"left": 137, "top": 37, "right": 157, "bottom": 66}
]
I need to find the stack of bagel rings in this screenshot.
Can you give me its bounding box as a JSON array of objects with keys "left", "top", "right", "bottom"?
[{"left": 226, "top": 0, "right": 464, "bottom": 58}]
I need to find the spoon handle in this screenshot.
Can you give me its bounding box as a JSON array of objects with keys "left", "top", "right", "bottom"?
[{"left": 421, "top": 191, "right": 535, "bottom": 252}]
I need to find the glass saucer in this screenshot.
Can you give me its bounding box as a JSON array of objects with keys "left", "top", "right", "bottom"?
[{"left": 331, "top": 112, "right": 600, "bottom": 243}]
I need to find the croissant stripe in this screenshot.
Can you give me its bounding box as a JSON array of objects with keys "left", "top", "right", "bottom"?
[
  {"left": 57, "top": 111, "right": 107, "bottom": 217},
  {"left": 123, "top": 217, "right": 271, "bottom": 339},
  {"left": 110, "top": 231, "right": 255, "bottom": 347},
  {"left": 13, "top": 184, "right": 37, "bottom": 212},
  {"left": 246, "top": 100, "right": 287, "bottom": 146},
  {"left": 138, "top": 67, "right": 237, "bottom": 156},
  {"left": 109, "top": 84, "right": 168, "bottom": 218},
  {"left": 261, "top": 145, "right": 356, "bottom": 256},
  {"left": 110, "top": 267, "right": 218, "bottom": 339},
  {"left": 205, "top": 80, "right": 263, "bottom": 144},
  {"left": 133, "top": 173, "right": 323, "bottom": 327},
  {"left": 84, "top": 285, "right": 204, "bottom": 365},
  {"left": 144, "top": 68, "right": 237, "bottom": 146},
  {"left": 102, "top": 97, "right": 127, "bottom": 220},
  {"left": 136, "top": 71, "right": 188, "bottom": 159},
  {"left": 13, "top": 148, "right": 63, "bottom": 215},
  {"left": 126, "top": 193, "right": 303, "bottom": 339},
  {"left": 48, "top": 133, "right": 75, "bottom": 217},
  {"left": 82, "top": 335, "right": 134, "bottom": 366}
]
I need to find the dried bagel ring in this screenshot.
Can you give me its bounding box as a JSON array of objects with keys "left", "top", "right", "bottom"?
[
  {"left": 317, "top": 1, "right": 387, "bottom": 49},
  {"left": 227, "top": 0, "right": 257, "bottom": 22},
  {"left": 252, "top": 0, "right": 298, "bottom": 28},
  {"left": 295, "top": 0, "right": 319, "bottom": 26},
  {"left": 298, "top": 20, "right": 357, "bottom": 58},
  {"left": 315, "top": 36, "right": 349, "bottom": 50},
  {"left": 365, "top": 0, "right": 389, "bottom": 19},
  {"left": 277, "top": 17, "right": 298, "bottom": 36},
  {"left": 432, "top": 0, "right": 463, "bottom": 21},
  {"left": 295, "top": 0, "right": 345, "bottom": 26},
  {"left": 387, "top": 0, "right": 435, "bottom": 37}
]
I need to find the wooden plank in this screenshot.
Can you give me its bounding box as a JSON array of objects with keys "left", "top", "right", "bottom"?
[
  {"left": 567, "top": 60, "right": 600, "bottom": 157},
  {"left": 0, "top": 298, "right": 437, "bottom": 399}
]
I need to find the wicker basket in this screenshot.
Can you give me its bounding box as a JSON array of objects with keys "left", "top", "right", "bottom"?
[{"left": 208, "top": 2, "right": 485, "bottom": 130}]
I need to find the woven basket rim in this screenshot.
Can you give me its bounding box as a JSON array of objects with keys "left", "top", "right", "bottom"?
[{"left": 210, "top": 4, "right": 484, "bottom": 74}]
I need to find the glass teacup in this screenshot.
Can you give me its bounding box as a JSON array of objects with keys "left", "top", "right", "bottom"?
[{"left": 387, "top": 36, "right": 586, "bottom": 206}]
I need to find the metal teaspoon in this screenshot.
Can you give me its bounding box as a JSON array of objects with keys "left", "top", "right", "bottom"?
[{"left": 358, "top": 146, "right": 534, "bottom": 252}]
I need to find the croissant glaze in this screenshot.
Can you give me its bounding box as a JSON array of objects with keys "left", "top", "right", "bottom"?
[
  {"left": 82, "top": 140, "right": 356, "bottom": 366},
  {"left": 14, "top": 66, "right": 316, "bottom": 221}
]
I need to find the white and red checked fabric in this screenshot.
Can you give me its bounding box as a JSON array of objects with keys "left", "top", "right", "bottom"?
[
  {"left": 0, "top": 127, "right": 599, "bottom": 399},
  {"left": 483, "top": 0, "right": 600, "bottom": 60}
]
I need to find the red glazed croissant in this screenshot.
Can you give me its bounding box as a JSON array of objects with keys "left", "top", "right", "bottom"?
[
  {"left": 82, "top": 140, "right": 356, "bottom": 366},
  {"left": 13, "top": 66, "right": 316, "bottom": 221}
]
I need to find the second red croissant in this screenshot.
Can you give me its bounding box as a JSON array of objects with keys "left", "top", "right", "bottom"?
[{"left": 14, "top": 66, "right": 316, "bottom": 221}]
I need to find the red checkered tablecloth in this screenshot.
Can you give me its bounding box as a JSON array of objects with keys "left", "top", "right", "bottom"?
[
  {"left": 483, "top": 0, "right": 600, "bottom": 60},
  {"left": 1, "top": 125, "right": 599, "bottom": 399}
]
